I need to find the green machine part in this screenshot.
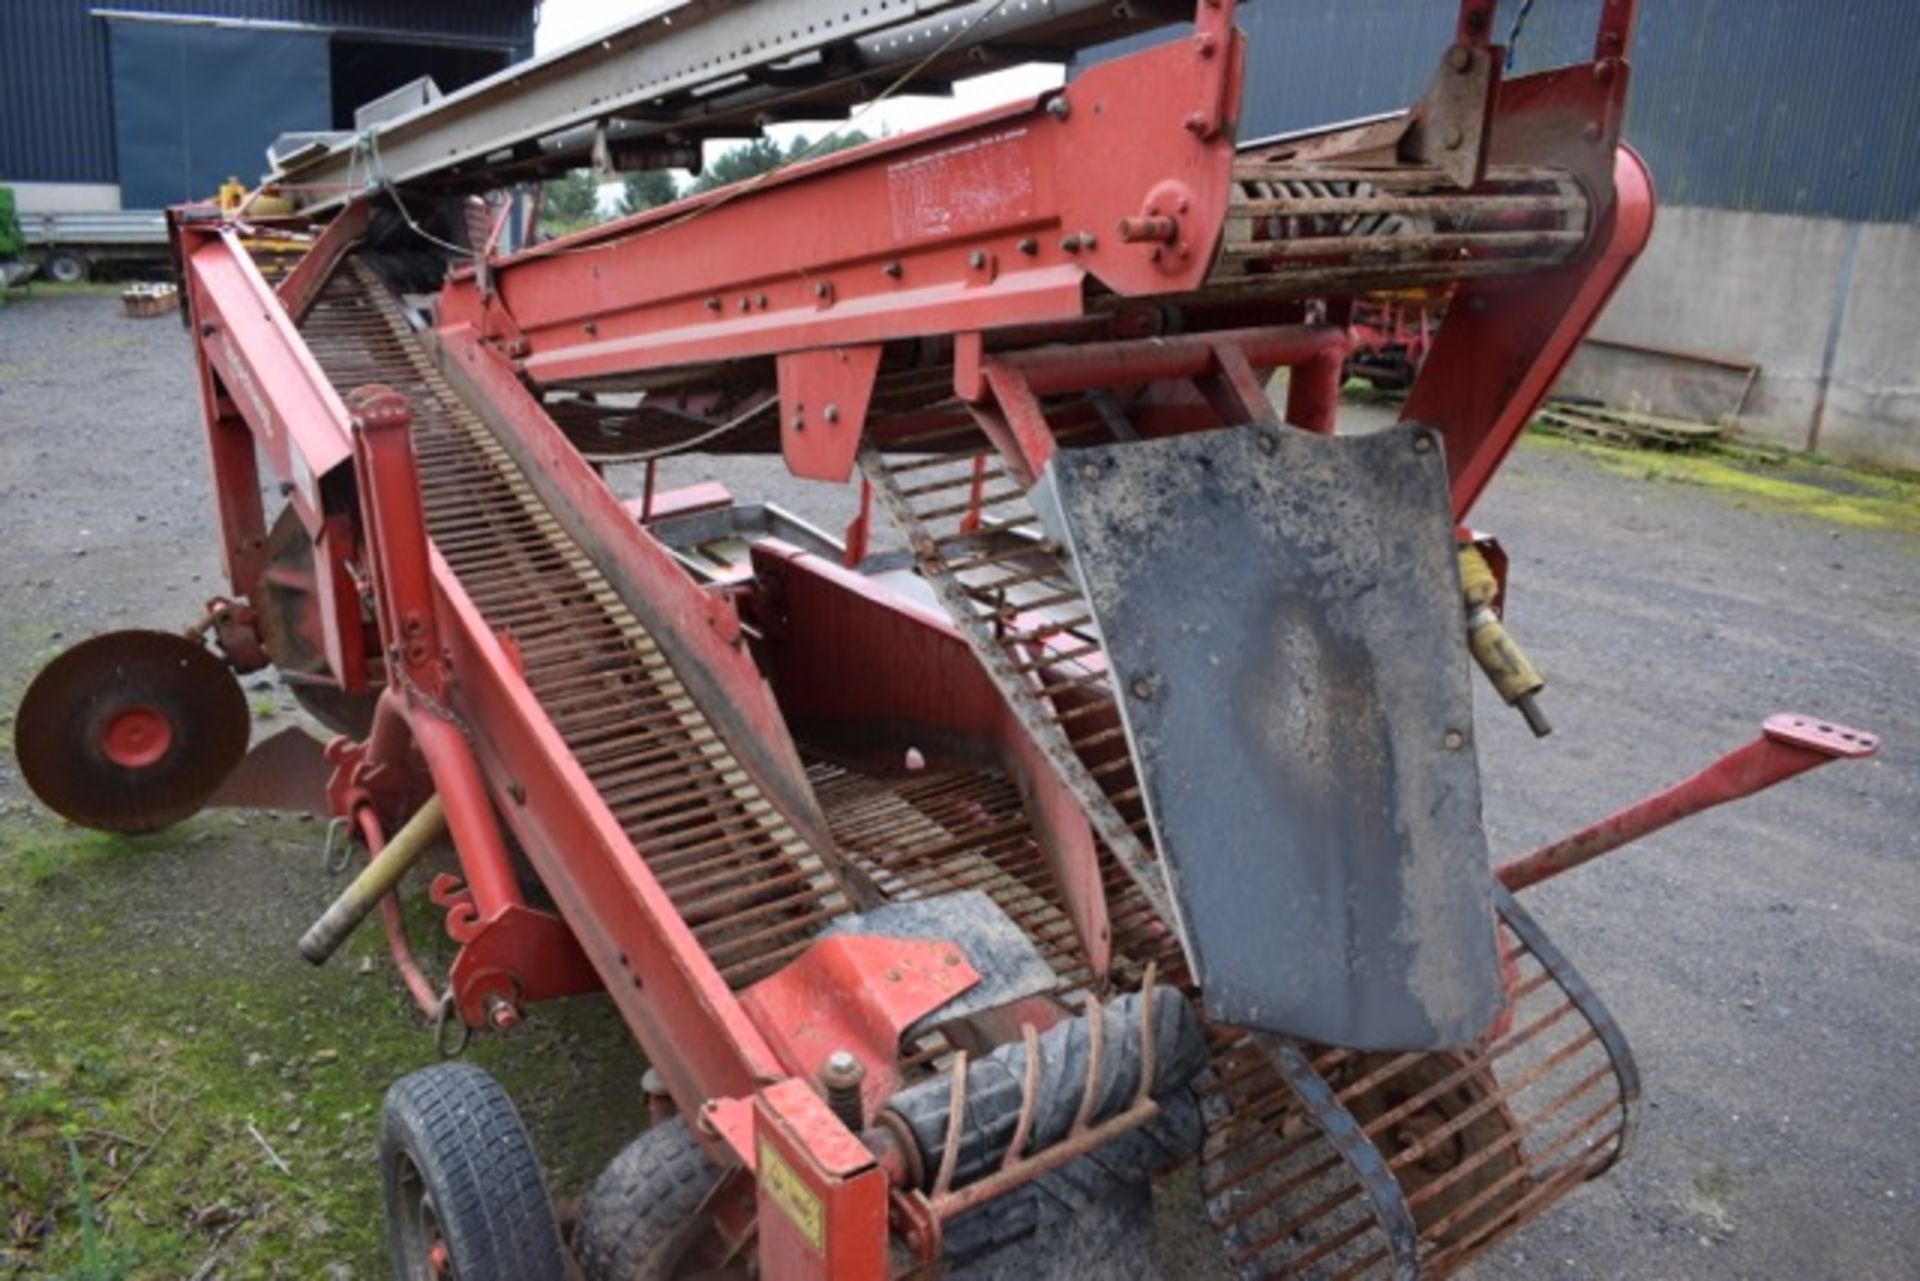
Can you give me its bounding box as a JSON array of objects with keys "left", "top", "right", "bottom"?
[{"left": 0, "top": 188, "right": 23, "bottom": 259}]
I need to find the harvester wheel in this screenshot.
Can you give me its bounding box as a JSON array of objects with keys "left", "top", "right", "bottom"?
[
  {"left": 378, "top": 1063, "right": 566, "bottom": 1281},
  {"left": 574, "top": 1116, "right": 722, "bottom": 1281}
]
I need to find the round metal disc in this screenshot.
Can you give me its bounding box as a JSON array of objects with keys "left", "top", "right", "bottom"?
[
  {"left": 258, "top": 504, "right": 378, "bottom": 738},
  {"left": 15, "top": 629, "right": 251, "bottom": 833}
]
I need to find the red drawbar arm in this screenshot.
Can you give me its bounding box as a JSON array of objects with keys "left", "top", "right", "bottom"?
[{"left": 1498, "top": 714, "right": 1879, "bottom": 892}]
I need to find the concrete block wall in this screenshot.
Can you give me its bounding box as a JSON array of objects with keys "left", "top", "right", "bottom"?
[{"left": 1555, "top": 206, "right": 1920, "bottom": 473}]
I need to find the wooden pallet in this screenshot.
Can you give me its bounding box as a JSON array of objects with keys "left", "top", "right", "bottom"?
[{"left": 1534, "top": 400, "right": 1727, "bottom": 449}]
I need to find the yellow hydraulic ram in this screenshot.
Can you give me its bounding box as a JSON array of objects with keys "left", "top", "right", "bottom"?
[
  {"left": 1459, "top": 545, "right": 1552, "bottom": 737},
  {"left": 299, "top": 797, "right": 446, "bottom": 964}
]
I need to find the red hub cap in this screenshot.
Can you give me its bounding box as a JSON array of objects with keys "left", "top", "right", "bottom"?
[{"left": 101, "top": 706, "right": 173, "bottom": 769}]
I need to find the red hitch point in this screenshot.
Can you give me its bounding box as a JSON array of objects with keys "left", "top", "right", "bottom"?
[{"left": 1498, "top": 713, "right": 1880, "bottom": 893}]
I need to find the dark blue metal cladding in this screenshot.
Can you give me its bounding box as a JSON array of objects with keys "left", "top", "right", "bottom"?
[
  {"left": 109, "top": 20, "right": 331, "bottom": 207},
  {"left": 1082, "top": 0, "right": 1920, "bottom": 224},
  {"left": 2, "top": 0, "right": 536, "bottom": 186}
]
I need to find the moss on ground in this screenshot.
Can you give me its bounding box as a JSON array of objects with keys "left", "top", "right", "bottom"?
[
  {"left": 1526, "top": 429, "right": 1920, "bottom": 539},
  {"left": 0, "top": 808, "right": 642, "bottom": 1279}
]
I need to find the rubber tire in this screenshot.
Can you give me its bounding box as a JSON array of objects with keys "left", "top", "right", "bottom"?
[
  {"left": 574, "top": 1117, "right": 721, "bottom": 1281},
  {"left": 942, "top": 1087, "right": 1205, "bottom": 1269},
  {"left": 378, "top": 1062, "right": 566, "bottom": 1281},
  {"left": 43, "top": 250, "right": 88, "bottom": 284}
]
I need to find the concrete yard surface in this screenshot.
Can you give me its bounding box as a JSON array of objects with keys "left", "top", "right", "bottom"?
[{"left": 1, "top": 292, "right": 1916, "bottom": 1278}]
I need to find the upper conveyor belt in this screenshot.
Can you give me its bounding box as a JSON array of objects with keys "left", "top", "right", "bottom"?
[{"left": 271, "top": 0, "right": 1197, "bottom": 211}]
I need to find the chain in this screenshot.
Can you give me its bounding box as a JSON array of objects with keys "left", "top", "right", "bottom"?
[
  {"left": 433, "top": 990, "right": 472, "bottom": 1058},
  {"left": 322, "top": 815, "right": 354, "bottom": 874},
  {"left": 393, "top": 662, "right": 476, "bottom": 745}
]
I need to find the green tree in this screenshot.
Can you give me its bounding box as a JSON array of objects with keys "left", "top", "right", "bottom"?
[
  {"left": 618, "top": 169, "right": 679, "bottom": 216},
  {"left": 687, "top": 137, "right": 788, "bottom": 195},
  {"left": 539, "top": 170, "right": 600, "bottom": 234},
  {"left": 788, "top": 129, "right": 872, "bottom": 161},
  {"left": 684, "top": 130, "right": 873, "bottom": 195}
]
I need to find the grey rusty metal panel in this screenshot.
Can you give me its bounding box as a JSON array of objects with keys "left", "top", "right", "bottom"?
[
  {"left": 1079, "top": 0, "right": 1920, "bottom": 224},
  {"left": 2, "top": 1, "right": 534, "bottom": 187},
  {"left": 1036, "top": 423, "right": 1500, "bottom": 1050},
  {"left": 269, "top": 0, "right": 1152, "bottom": 209}
]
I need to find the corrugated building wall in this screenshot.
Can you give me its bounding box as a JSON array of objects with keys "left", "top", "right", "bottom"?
[
  {"left": 2, "top": 0, "right": 535, "bottom": 187},
  {"left": 1094, "top": 0, "right": 1920, "bottom": 224}
]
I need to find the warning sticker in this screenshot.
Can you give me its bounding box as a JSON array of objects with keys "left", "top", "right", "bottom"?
[
  {"left": 758, "top": 1138, "right": 825, "bottom": 1252},
  {"left": 886, "top": 128, "right": 1035, "bottom": 242}
]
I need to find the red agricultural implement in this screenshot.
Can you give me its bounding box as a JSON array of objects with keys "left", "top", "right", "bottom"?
[{"left": 15, "top": 0, "right": 1879, "bottom": 1276}]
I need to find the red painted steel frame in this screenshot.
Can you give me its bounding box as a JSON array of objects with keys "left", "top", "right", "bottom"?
[
  {"left": 436, "top": 11, "right": 1248, "bottom": 488},
  {"left": 750, "top": 541, "right": 1113, "bottom": 977},
  {"left": 185, "top": 226, "right": 365, "bottom": 691},
  {"left": 1403, "top": 1, "right": 1650, "bottom": 519},
  {"left": 1498, "top": 714, "right": 1878, "bottom": 892},
  {"left": 165, "top": 1, "right": 1701, "bottom": 1272},
  {"left": 180, "top": 224, "right": 791, "bottom": 1112}
]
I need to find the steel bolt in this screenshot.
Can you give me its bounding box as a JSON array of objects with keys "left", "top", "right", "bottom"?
[
  {"left": 814, "top": 281, "right": 831, "bottom": 298},
  {"left": 1060, "top": 234, "right": 1083, "bottom": 253},
  {"left": 508, "top": 782, "right": 527, "bottom": 805},
  {"left": 1193, "top": 32, "right": 1217, "bottom": 57},
  {"left": 1117, "top": 214, "right": 1179, "bottom": 244},
  {"left": 1081, "top": 462, "right": 1101, "bottom": 481},
  {"left": 821, "top": 1067, "right": 864, "bottom": 1138},
  {"left": 705, "top": 296, "right": 721, "bottom": 311},
  {"left": 1442, "top": 125, "right": 1465, "bottom": 151},
  {"left": 1256, "top": 433, "right": 1278, "bottom": 455},
  {"left": 823, "top": 404, "right": 841, "bottom": 424},
  {"left": 1016, "top": 238, "right": 1039, "bottom": 256},
  {"left": 882, "top": 260, "right": 903, "bottom": 279},
  {"left": 1446, "top": 44, "right": 1473, "bottom": 73},
  {"left": 486, "top": 995, "right": 521, "bottom": 1032},
  {"left": 1443, "top": 729, "right": 1467, "bottom": 751},
  {"left": 1131, "top": 676, "right": 1154, "bottom": 701},
  {"left": 1412, "top": 434, "right": 1434, "bottom": 454},
  {"left": 969, "top": 250, "right": 988, "bottom": 269},
  {"left": 1582, "top": 121, "right": 1603, "bottom": 143},
  {"left": 1046, "top": 95, "right": 1071, "bottom": 120}
]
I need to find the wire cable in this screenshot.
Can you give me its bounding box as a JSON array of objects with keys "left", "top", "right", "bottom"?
[{"left": 1505, "top": 0, "right": 1540, "bottom": 71}]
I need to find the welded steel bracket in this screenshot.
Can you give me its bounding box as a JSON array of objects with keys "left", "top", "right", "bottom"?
[{"left": 1036, "top": 422, "right": 1501, "bottom": 1049}]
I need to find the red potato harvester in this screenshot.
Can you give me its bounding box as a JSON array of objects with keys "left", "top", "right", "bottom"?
[{"left": 14, "top": 0, "right": 1878, "bottom": 1276}]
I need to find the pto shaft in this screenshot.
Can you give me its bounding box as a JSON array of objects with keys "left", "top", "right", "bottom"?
[{"left": 299, "top": 797, "right": 446, "bottom": 964}]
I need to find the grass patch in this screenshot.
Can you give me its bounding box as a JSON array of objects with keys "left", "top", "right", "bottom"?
[
  {"left": 0, "top": 810, "right": 642, "bottom": 1277},
  {"left": 1525, "top": 429, "right": 1920, "bottom": 538},
  {"left": 1679, "top": 1160, "right": 1739, "bottom": 1235},
  {"left": 3, "top": 282, "right": 129, "bottom": 300}
]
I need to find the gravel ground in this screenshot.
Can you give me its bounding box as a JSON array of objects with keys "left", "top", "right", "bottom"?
[{"left": 2, "top": 292, "right": 1915, "bottom": 1278}]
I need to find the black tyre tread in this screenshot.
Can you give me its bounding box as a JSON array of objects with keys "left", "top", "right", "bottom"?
[
  {"left": 380, "top": 1062, "right": 565, "bottom": 1281},
  {"left": 943, "top": 1086, "right": 1204, "bottom": 1263},
  {"left": 575, "top": 1116, "right": 720, "bottom": 1281}
]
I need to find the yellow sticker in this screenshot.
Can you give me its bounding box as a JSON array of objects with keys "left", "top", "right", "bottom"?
[{"left": 758, "top": 1138, "right": 825, "bottom": 1252}]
